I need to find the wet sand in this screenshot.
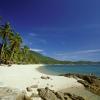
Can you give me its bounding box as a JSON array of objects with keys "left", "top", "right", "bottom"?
[{"left": 60, "top": 87, "right": 100, "bottom": 100}]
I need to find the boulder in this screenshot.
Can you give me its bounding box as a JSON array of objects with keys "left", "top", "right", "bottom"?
[
  {"left": 77, "top": 80, "right": 89, "bottom": 87},
  {"left": 26, "top": 87, "right": 32, "bottom": 92},
  {"left": 55, "top": 91, "right": 65, "bottom": 100},
  {"left": 16, "top": 92, "right": 32, "bottom": 100},
  {"left": 37, "top": 87, "right": 57, "bottom": 100},
  {"left": 41, "top": 76, "right": 50, "bottom": 79}
]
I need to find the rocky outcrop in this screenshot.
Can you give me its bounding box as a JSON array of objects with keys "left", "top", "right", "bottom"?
[
  {"left": 37, "top": 87, "right": 85, "bottom": 100},
  {"left": 0, "top": 87, "right": 32, "bottom": 100},
  {"left": 60, "top": 73, "right": 100, "bottom": 96},
  {"left": 64, "top": 93, "right": 85, "bottom": 100},
  {"left": 0, "top": 85, "right": 85, "bottom": 100}
]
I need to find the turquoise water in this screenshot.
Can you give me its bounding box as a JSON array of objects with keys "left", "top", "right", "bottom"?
[
  {"left": 37, "top": 64, "right": 100, "bottom": 100},
  {"left": 37, "top": 64, "right": 100, "bottom": 76}
]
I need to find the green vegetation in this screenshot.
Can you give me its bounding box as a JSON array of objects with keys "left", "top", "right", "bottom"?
[
  {"left": 0, "top": 20, "right": 60, "bottom": 64},
  {"left": 0, "top": 22, "right": 22, "bottom": 64},
  {"left": 0, "top": 19, "right": 100, "bottom": 65}
]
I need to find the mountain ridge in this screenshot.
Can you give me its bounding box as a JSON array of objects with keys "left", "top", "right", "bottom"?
[{"left": 29, "top": 50, "right": 100, "bottom": 65}]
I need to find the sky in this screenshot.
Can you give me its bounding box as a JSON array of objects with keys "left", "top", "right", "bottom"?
[{"left": 0, "top": 0, "right": 100, "bottom": 61}]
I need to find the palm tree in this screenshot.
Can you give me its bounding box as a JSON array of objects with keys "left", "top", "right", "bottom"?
[
  {"left": 0, "top": 22, "right": 12, "bottom": 61},
  {"left": 22, "top": 45, "right": 29, "bottom": 63},
  {"left": 3, "top": 46, "right": 11, "bottom": 64},
  {"left": 0, "top": 22, "right": 11, "bottom": 42},
  {"left": 9, "top": 33, "right": 22, "bottom": 63}
]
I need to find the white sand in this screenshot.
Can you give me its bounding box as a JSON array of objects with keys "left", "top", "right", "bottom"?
[{"left": 0, "top": 64, "right": 83, "bottom": 92}]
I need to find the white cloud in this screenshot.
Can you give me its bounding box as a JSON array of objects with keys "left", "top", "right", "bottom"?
[
  {"left": 30, "top": 48, "right": 44, "bottom": 52},
  {"left": 29, "top": 33, "right": 37, "bottom": 37},
  {"left": 28, "top": 33, "right": 47, "bottom": 44},
  {"left": 56, "top": 49, "right": 100, "bottom": 56}
]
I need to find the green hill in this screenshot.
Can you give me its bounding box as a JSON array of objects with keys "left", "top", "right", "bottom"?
[
  {"left": 26, "top": 50, "right": 60, "bottom": 64},
  {"left": 23, "top": 50, "right": 100, "bottom": 65}
]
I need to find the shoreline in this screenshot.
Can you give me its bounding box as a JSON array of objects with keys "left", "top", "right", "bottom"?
[
  {"left": 0, "top": 64, "right": 83, "bottom": 91},
  {"left": 0, "top": 64, "right": 100, "bottom": 99},
  {"left": 36, "top": 64, "right": 100, "bottom": 77}
]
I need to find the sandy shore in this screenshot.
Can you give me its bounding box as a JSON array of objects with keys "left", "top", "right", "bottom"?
[{"left": 0, "top": 64, "right": 83, "bottom": 92}]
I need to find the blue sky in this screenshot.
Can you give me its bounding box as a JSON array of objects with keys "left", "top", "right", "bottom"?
[{"left": 0, "top": 0, "right": 100, "bottom": 61}]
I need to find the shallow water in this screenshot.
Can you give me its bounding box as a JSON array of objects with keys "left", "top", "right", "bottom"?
[{"left": 37, "top": 64, "right": 100, "bottom": 76}]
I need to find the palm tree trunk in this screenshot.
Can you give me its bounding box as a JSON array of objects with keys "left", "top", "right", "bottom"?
[
  {"left": 0, "top": 44, "right": 4, "bottom": 61},
  {"left": 9, "top": 49, "right": 14, "bottom": 63}
]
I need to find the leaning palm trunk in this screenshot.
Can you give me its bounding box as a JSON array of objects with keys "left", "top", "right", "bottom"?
[
  {"left": 10, "top": 52, "right": 14, "bottom": 64},
  {"left": 9, "top": 48, "right": 15, "bottom": 64},
  {"left": 0, "top": 44, "right": 5, "bottom": 62},
  {"left": 8, "top": 42, "right": 15, "bottom": 64}
]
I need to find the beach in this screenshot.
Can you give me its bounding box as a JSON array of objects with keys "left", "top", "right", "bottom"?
[
  {"left": 0, "top": 64, "right": 100, "bottom": 100},
  {"left": 0, "top": 64, "right": 82, "bottom": 90},
  {"left": 0, "top": 64, "right": 84, "bottom": 99}
]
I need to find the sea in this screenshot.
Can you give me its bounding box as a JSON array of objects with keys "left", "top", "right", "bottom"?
[
  {"left": 37, "top": 64, "right": 100, "bottom": 100},
  {"left": 37, "top": 64, "right": 100, "bottom": 76}
]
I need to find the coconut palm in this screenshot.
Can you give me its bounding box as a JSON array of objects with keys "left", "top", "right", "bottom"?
[
  {"left": 3, "top": 46, "right": 11, "bottom": 64},
  {"left": 0, "top": 22, "right": 11, "bottom": 42},
  {"left": 0, "top": 22, "right": 12, "bottom": 61},
  {"left": 9, "top": 33, "right": 22, "bottom": 62},
  {"left": 22, "top": 45, "right": 29, "bottom": 61}
]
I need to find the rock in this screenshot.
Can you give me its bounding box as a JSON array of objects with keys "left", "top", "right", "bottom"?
[
  {"left": 0, "top": 87, "right": 33, "bottom": 100},
  {"left": 26, "top": 87, "right": 32, "bottom": 92},
  {"left": 61, "top": 73, "right": 100, "bottom": 96},
  {"left": 64, "top": 93, "right": 85, "bottom": 100},
  {"left": 77, "top": 80, "right": 89, "bottom": 87},
  {"left": 55, "top": 91, "right": 65, "bottom": 100},
  {"left": 41, "top": 76, "right": 50, "bottom": 79},
  {"left": 37, "top": 87, "right": 57, "bottom": 100},
  {"left": 37, "top": 87, "right": 85, "bottom": 100},
  {"left": 8, "top": 64, "right": 12, "bottom": 67},
  {"left": 6, "top": 88, "right": 12, "bottom": 93},
  {"left": 81, "top": 75, "right": 94, "bottom": 84},
  {"left": 16, "top": 92, "right": 32, "bottom": 100},
  {"left": 31, "top": 85, "right": 38, "bottom": 88}
]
